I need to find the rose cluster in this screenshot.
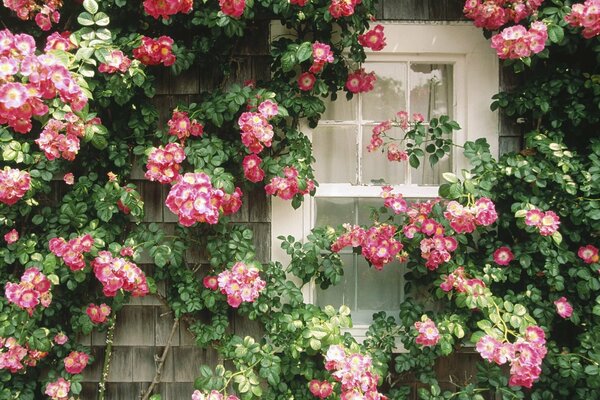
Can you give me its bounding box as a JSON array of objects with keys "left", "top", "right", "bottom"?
[
  {"left": 145, "top": 142, "right": 186, "bottom": 184},
  {"left": 308, "top": 380, "right": 334, "bottom": 399},
  {"left": 367, "top": 120, "right": 391, "bottom": 152},
  {"left": 219, "top": 0, "right": 246, "bottom": 18},
  {"left": 331, "top": 223, "right": 404, "bottom": 270},
  {"left": 92, "top": 251, "right": 149, "bottom": 297},
  {"left": 133, "top": 36, "right": 176, "bottom": 67},
  {"left": 381, "top": 186, "right": 408, "bottom": 214},
  {"left": 238, "top": 100, "right": 278, "bottom": 154},
  {"left": 463, "top": 0, "right": 544, "bottom": 30},
  {"left": 209, "top": 261, "right": 266, "bottom": 308},
  {"left": 45, "top": 32, "right": 74, "bottom": 52},
  {"left": 490, "top": 22, "right": 548, "bottom": 60},
  {"left": 309, "top": 41, "right": 334, "bottom": 74},
  {"left": 324, "top": 345, "right": 386, "bottom": 400},
  {"left": 0, "top": 30, "right": 87, "bottom": 134},
  {"left": 358, "top": 24, "right": 386, "bottom": 51},
  {"left": 49, "top": 234, "right": 94, "bottom": 271},
  {"left": 444, "top": 197, "right": 498, "bottom": 234},
  {"left": 0, "top": 336, "right": 47, "bottom": 373},
  {"left": 36, "top": 114, "right": 100, "bottom": 161},
  {"left": 191, "top": 390, "right": 239, "bottom": 400},
  {"left": 165, "top": 172, "right": 242, "bottom": 226},
  {"left": 345, "top": 68, "right": 376, "bottom": 93},
  {"left": 63, "top": 351, "right": 89, "bottom": 374},
  {"left": 328, "top": 0, "right": 361, "bottom": 19},
  {"left": 0, "top": 167, "right": 31, "bottom": 205},
  {"left": 440, "top": 267, "right": 487, "bottom": 295},
  {"left": 242, "top": 154, "right": 265, "bottom": 183},
  {"left": 402, "top": 198, "right": 441, "bottom": 238},
  {"left": 420, "top": 235, "right": 458, "bottom": 270},
  {"left": 86, "top": 303, "right": 112, "bottom": 324},
  {"left": 414, "top": 316, "right": 440, "bottom": 347},
  {"left": 565, "top": 0, "right": 600, "bottom": 38},
  {"left": 168, "top": 110, "right": 204, "bottom": 143},
  {"left": 523, "top": 207, "right": 560, "bottom": 236},
  {"left": 264, "top": 166, "right": 314, "bottom": 200},
  {"left": 476, "top": 326, "right": 547, "bottom": 388},
  {"left": 98, "top": 50, "right": 132, "bottom": 74},
  {"left": 5, "top": 268, "right": 52, "bottom": 316},
  {"left": 45, "top": 378, "right": 70, "bottom": 400},
  {"left": 143, "top": 0, "right": 192, "bottom": 19},
  {"left": 3, "top": 0, "right": 62, "bottom": 31}
]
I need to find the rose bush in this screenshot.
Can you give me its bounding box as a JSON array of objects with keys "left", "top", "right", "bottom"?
[{"left": 0, "top": 0, "right": 598, "bottom": 399}]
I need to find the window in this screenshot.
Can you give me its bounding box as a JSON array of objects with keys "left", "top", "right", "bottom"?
[{"left": 272, "top": 23, "right": 499, "bottom": 341}]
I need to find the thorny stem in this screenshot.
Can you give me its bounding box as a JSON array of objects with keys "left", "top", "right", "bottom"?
[
  {"left": 140, "top": 317, "right": 180, "bottom": 400},
  {"left": 98, "top": 314, "right": 117, "bottom": 400}
]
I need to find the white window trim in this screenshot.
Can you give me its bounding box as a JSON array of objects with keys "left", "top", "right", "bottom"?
[{"left": 271, "top": 22, "right": 499, "bottom": 343}]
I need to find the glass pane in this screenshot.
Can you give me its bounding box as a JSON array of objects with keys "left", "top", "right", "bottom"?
[
  {"left": 361, "top": 126, "right": 407, "bottom": 185},
  {"left": 316, "top": 254, "right": 356, "bottom": 310},
  {"left": 354, "top": 257, "right": 404, "bottom": 325},
  {"left": 410, "top": 64, "right": 453, "bottom": 120},
  {"left": 313, "top": 126, "right": 357, "bottom": 183},
  {"left": 410, "top": 152, "right": 452, "bottom": 185},
  {"left": 315, "top": 198, "right": 356, "bottom": 228},
  {"left": 321, "top": 95, "right": 357, "bottom": 121},
  {"left": 362, "top": 62, "right": 408, "bottom": 121},
  {"left": 357, "top": 198, "right": 384, "bottom": 226}
]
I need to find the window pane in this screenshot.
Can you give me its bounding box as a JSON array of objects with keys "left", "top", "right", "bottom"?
[
  {"left": 316, "top": 254, "right": 356, "bottom": 310},
  {"left": 315, "top": 198, "right": 356, "bottom": 228},
  {"left": 410, "top": 153, "right": 451, "bottom": 185},
  {"left": 313, "top": 126, "right": 358, "bottom": 183},
  {"left": 362, "top": 62, "right": 408, "bottom": 121},
  {"left": 357, "top": 198, "right": 384, "bottom": 226},
  {"left": 410, "top": 64, "right": 453, "bottom": 119},
  {"left": 354, "top": 258, "right": 404, "bottom": 325},
  {"left": 361, "top": 127, "right": 407, "bottom": 185},
  {"left": 321, "top": 95, "right": 357, "bottom": 121}
]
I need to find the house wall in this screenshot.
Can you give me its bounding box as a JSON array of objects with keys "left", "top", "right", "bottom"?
[{"left": 80, "top": 2, "right": 517, "bottom": 398}]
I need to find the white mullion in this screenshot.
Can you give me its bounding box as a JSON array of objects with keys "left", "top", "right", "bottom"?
[
  {"left": 405, "top": 61, "right": 413, "bottom": 185},
  {"left": 357, "top": 93, "right": 363, "bottom": 185},
  {"left": 353, "top": 198, "right": 359, "bottom": 312}
]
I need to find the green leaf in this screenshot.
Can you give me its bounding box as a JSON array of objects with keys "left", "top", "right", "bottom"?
[
  {"left": 77, "top": 12, "right": 95, "bottom": 26},
  {"left": 94, "top": 12, "right": 110, "bottom": 26},
  {"left": 442, "top": 172, "right": 459, "bottom": 183},
  {"left": 83, "top": 0, "right": 98, "bottom": 14},
  {"left": 548, "top": 25, "right": 564, "bottom": 44},
  {"left": 296, "top": 42, "right": 312, "bottom": 63}
]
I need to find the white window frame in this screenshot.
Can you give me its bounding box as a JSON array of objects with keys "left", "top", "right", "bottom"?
[{"left": 271, "top": 22, "right": 499, "bottom": 342}]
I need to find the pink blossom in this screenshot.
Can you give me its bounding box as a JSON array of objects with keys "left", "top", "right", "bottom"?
[
  {"left": 578, "top": 245, "right": 599, "bottom": 264},
  {"left": 45, "top": 377, "right": 70, "bottom": 400},
  {"left": 63, "top": 351, "right": 89, "bottom": 374},
  {"left": 92, "top": 251, "right": 149, "bottom": 297},
  {"left": 345, "top": 68, "right": 376, "bottom": 93},
  {"left": 554, "top": 297, "right": 573, "bottom": 318},
  {"left": 86, "top": 303, "right": 111, "bottom": 324},
  {"left": 168, "top": 110, "right": 204, "bottom": 143},
  {"left": 298, "top": 72, "right": 316, "bottom": 91},
  {"left": 53, "top": 333, "right": 68, "bottom": 345},
  {"left": 216, "top": 262, "right": 266, "bottom": 307},
  {"left": 63, "top": 173, "right": 75, "bottom": 185},
  {"left": 143, "top": 0, "right": 192, "bottom": 19},
  {"left": 0, "top": 167, "right": 30, "bottom": 205},
  {"left": 219, "top": 0, "right": 245, "bottom": 18},
  {"left": 145, "top": 142, "right": 186, "bottom": 184},
  {"left": 414, "top": 316, "right": 440, "bottom": 347},
  {"left": 133, "top": 36, "right": 176, "bottom": 66},
  {"left": 493, "top": 246, "right": 514, "bottom": 266},
  {"left": 4, "top": 229, "right": 18, "bottom": 244},
  {"left": 242, "top": 154, "right": 265, "bottom": 183},
  {"left": 358, "top": 25, "right": 386, "bottom": 51}
]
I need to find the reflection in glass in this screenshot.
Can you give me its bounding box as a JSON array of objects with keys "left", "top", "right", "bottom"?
[
  {"left": 316, "top": 254, "right": 356, "bottom": 310},
  {"left": 362, "top": 62, "right": 408, "bottom": 121},
  {"left": 410, "top": 64, "right": 453, "bottom": 119},
  {"left": 313, "top": 126, "right": 358, "bottom": 183},
  {"left": 321, "top": 95, "right": 358, "bottom": 121},
  {"left": 361, "top": 127, "right": 407, "bottom": 185},
  {"left": 315, "top": 198, "right": 355, "bottom": 228}
]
